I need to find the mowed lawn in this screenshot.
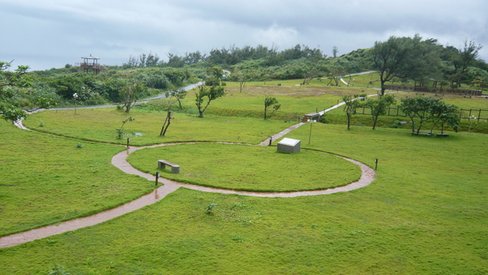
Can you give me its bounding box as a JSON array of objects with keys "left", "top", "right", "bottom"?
[
  {"left": 1, "top": 124, "right": 487, "bottom": 274},
  {"left": 24, "top": 108, "right": 293, "bottom": 145},
  {"left": 0, "top": 121, "right": 152, "bottom": 236},
  {"left": 128, "top": 143, "right": 360, "bottom": 192},
  {"left": 148, "top": 81, "right": 378, "bottom": 120}
]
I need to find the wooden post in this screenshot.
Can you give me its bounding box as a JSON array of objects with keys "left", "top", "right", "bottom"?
[
  {"left": 308, "top": 122, "right": 313, "bottom": 145},
  {"left": 155, "top": 172, "right": 159, "bottom": 186},
  {"left": 478, "top": 109, "right": 482, "bottom": 122},
  {"left": 375, "top": 158, "right": 378, "bottom": 170}
]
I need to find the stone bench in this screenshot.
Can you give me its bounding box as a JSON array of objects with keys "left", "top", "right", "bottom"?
[{"left": 158, "top": 159, "right": 180, "bottom": 174}]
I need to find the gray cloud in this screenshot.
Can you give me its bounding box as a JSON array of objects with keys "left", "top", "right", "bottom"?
[{"left": 0, "top": 0, "right": 486, "bottom": 70}]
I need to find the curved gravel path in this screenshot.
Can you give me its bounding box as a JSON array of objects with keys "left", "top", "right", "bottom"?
[
  {"left": 113, "top": 144, "right": 375, "bottom": 198},
  {"left": 1, "top": 94, "right": 377, "bottom": 249}
]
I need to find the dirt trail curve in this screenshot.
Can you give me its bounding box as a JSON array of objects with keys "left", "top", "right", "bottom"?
[{"left": 1, "top": 81, "right": 377, "bottom": 249}]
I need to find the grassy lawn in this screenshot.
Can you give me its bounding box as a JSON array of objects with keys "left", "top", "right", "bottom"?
[
  {"left": 146, "top": 81, "right": 378, "bottom": 120},
  {"left": 1, "top": 124, "right": 487, "bottom": 273},
  {"left": 24, "top": 108, "right": 293, "bottom": 145},
  {"left": 128, "top": 143, "right": 360, "bottom": 192},
  {"left": 0, "top": 121, "right": 152, "bottom": 236}
]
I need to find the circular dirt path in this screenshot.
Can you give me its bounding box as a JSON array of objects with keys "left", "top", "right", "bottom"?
[
  {"left": 1, "top": 99, "right": 376, "bottom": 248},
  {"left": 0, "top": 140, "right": 375, "bottom": 248}
]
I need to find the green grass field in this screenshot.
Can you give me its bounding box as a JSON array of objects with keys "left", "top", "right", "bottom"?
[
  {"left": 0, "top": 121, "right": 152, "bottom": 236},
  {"left": 146, "top": 81, "right": 377, "bottom": 120},
  {"left": 1, "top": 124, "right": 487, "bottom": 273},
  {"left": 128, "top": 143, "right": 360, "bottom": 192},
  {"left": 24, "top": 108, "right": 293, "bottom": 145}
]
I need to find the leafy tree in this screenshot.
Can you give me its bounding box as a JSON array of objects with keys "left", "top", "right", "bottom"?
[
  {"left": 263, "top": 97, "right": 281, "bottom": 120},
  {"left": 0, "top": 61, "right": 29, "bottom": 121},
  {"left": 342, "top": 95, "right": 364, "bottom": 130},
  {"left": 430, "top": 101, "right": 460, "bottom": 135},
  {"left": 195, "top": 84, "right": 224, "bottom": 118},
  {"left": 443, "top": 41, "right": 482, "bottom": 88},
  {"left": 365, "top": 94, "right": 396, "bottom": 130},
  {"left": 400, "top": 96, "right": 434, "bottom": 135},
  {"left": 372, "top": 36, "right": 412, "bottom": 95},
  {"left": 403, "top": 37, "right": 443, "bottom": 87},
  {"left": 119, "top": 82, "right": 147, "bottom": 113},
  {"left": 165, "top": 88, "right": 187, "bottom": 110}
]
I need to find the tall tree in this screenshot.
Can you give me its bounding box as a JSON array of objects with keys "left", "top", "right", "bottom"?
[
  {"left": 444, "top": 41, "right": 482, "bottom": 88},
  {"left": 372, "top": 36, "right": 412, "bottom": 95}
]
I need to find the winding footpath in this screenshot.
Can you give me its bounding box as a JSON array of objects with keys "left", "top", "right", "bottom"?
[{"left": 0, "top": 87, "right": 377, "bottom": 249}]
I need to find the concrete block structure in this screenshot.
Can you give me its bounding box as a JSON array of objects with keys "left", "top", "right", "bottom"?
[{"left": 277, "top": 138, "right": 301, "bottom": 153}]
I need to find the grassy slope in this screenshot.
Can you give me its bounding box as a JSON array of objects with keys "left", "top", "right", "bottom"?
[
  {"left": 147, "top": 81, "right": 377, "bottom": 120},
  {"left": 127, "top": 143, "right": 360, "bottom": 192},
  {"left": 24, "top": 108, "right": 293, "bottom": 145},
  {"left": 1, "top": 124, "right": 487, "bottom": 274},
  {"left": 0, "top": 121, "right": 152, "bottom": 236}
]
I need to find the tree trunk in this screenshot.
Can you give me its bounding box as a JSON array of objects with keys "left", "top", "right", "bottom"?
[
  {"left": 380, "top": 80, "right": 386, "bottom": 96},
  {"left": 416, "top": 120, "right": 424, "bottom": 135},
  {"left": 239, "top": 81, "right": 244, "bottom": 93},
  {"left": 409, "top": 117, "right": 415, "bottom": 134},
  {"left": 346, "top": 113, "right": 351, "bottom": 130},
  {"left": 372, "top": 114, "right": 379, "bottom": 130},
  {"left": 264, "top": 105, "right": 267, "bottom": 120}
]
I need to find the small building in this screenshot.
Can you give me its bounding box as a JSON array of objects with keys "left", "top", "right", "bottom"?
[{"left": 277, "top": 138, "right": 301, "bottom": 153}]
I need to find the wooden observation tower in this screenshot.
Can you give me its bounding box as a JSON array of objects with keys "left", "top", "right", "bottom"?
[{"left": 80, "top": 54, "right": 101, "bottom": 73}]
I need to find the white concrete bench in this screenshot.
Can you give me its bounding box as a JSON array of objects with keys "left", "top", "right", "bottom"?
[{"left": 158, "top": 159, "right": 180, "bottom": 174}]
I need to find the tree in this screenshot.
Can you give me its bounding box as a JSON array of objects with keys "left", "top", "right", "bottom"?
[
  {"left": 159, "top": 111, "right": 172, "bottom": 136},
  {"left": 365, "top": 94, "right": 395, "bottom": 130},
  {"left": 400, "top": 96, "right": 433, "bottom": 135},
  {"left": 0, "top": 61, "right": 29, "bottom": 121},
  {"left": 165, "top": 88, "right": 187, "bottom": 110},
  {"left": 263, "top": 97, "right": 281, "bottom": 120},
  {"left": 332, "top": 46, "right": 338, "bottom": 58},
  {"left": 119, "top": 82, "right": 147, "bottom": 113},
  {"left": 372, "top": 36, "right": 412, "bottom": 95},
  {"left": 443, "top": 41, "right": 482, "bottom": 88},
  {"left": 195, "top": 84, "right": 224, "bottom": 118},
  {"left": 403, "top": 37, "right": 443, "bottom": 87},
  {"left": 430, "top": 101, "right": 459, "bottom": 135},
  {"left": 342, "top": 95, "right": 364, "bottom": 130}
]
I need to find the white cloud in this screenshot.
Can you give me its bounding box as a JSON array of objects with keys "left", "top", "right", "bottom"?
[
  {"left": 252, "top": 24, "right": 299, "bottom": 49},
  {"left": 0, "top": 0, "right": 487, "bottom": 69}
]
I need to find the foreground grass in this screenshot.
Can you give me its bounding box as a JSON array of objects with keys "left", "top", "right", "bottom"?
[
  {"left": 24, "top": 108, "right": 293, "bottom": 145},
  {"left": 0, "top": 121, "right": 152, "bottom": 236},
  {"left": 128, "top": 143, "right": 360, "bottom": 192},
  {"left": 1, "top": 124, "right": 486, "bottom": 273}
]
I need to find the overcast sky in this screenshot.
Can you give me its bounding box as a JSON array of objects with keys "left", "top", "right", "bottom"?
[{"left": 1, "top": 0, "right": 487, "bottom": 70}]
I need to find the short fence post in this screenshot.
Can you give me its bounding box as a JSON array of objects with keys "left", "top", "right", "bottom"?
[
  {"left": 155, "top": 172, "right": 159, "bottom": 186},
  {"left": 478, "top": 109, "right": 482, "bottom": 122},
  {"left": 375, "top": 158, "right": 378, "bottom": 171}
]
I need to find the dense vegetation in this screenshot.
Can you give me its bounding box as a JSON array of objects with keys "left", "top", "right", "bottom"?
[{"left": 1, "top": 35, "right": 487, "bottom": 127}]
